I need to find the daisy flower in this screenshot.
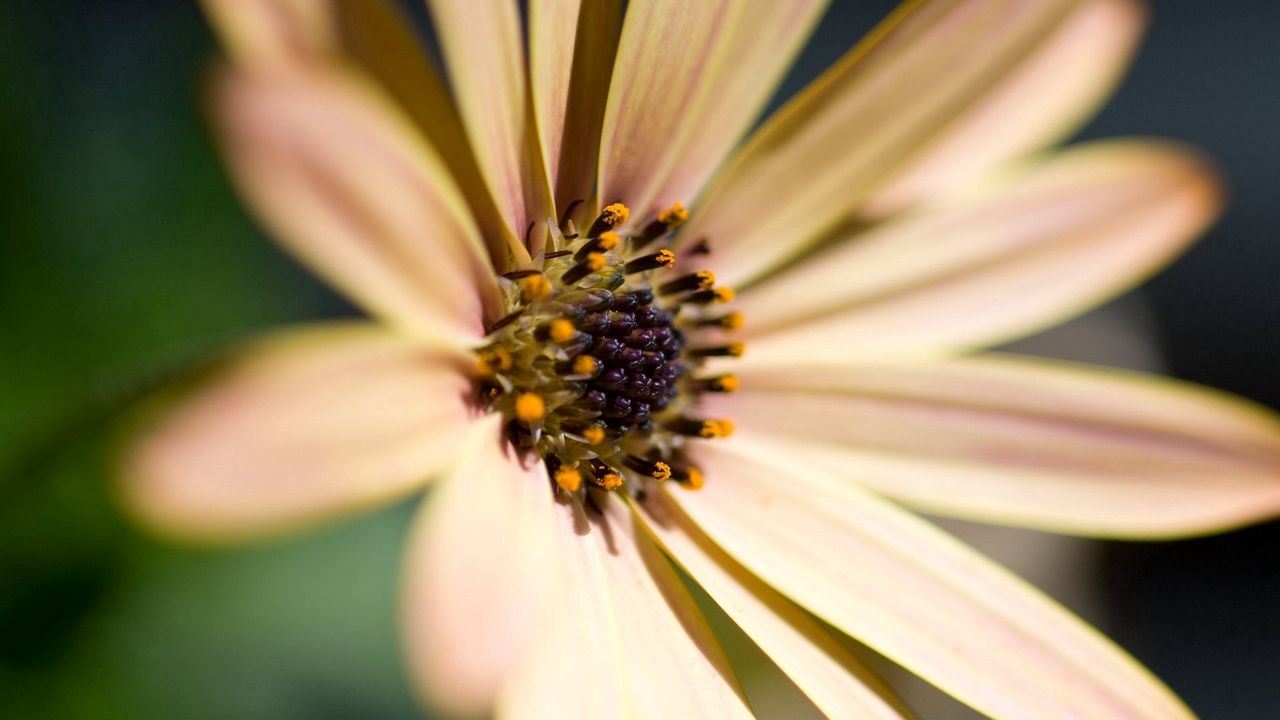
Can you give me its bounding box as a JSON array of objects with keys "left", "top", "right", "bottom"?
[{"left": 122, "top": 0, "right": 1280, "bottom": 717}]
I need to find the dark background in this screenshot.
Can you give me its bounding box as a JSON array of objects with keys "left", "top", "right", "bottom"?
[{"left": 1, "top": 1, "right": 1277, "bottom": 717}]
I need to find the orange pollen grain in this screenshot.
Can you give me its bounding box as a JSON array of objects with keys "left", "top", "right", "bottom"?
[
  {"left": 585, "top": 252, "right": 606, "bottom": 271},
  {"left": 658, "top": 202, "right": 688, "bottom": 229},
  {"left": 555, "top": 467, "right": 583, "bottom": 493},
  {"left": 714, "top": 375, "right": 740, "bottom": 392},
  {"left": 583, "top": 425, "right": 606, "bottom": 444},
  {"left": 572, "top": 354, "right": 598, "bottom": 375},
  {"left": 599, "top": 472, "right": 623, "bottom": 490},
  {"left": 515, "top": 392, "right": 546, "bottom": 422},
  {"left": 656, "top": 249, "right": 677, "bottom": 268},
  {"left": 602, "top": 203, "right": 630, "bottom": 226},
  {"left": 712, "top": 287, "right": 735, "bottom": 303},
  {"left": 695, "top": 271, "right": 716, "bottom": 289},
  {"left": 684, "top": 467, "right": 705, "bottom": 490},
  {"left": 652, "top": 461, "right": 672, "bottom": 480},
  {"left": 597, "top": 231, "right": 620, "bottom": 251},
  {"left": 521, "top": 274, "right": 550, "bottom": 302},
  {"left": 549, "top": 318, "right": 575, "bottom": 343}
]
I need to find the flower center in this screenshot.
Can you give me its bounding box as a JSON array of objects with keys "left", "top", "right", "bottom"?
[{"left": 475, "top": 202, "right": 741, "bottom": 496}]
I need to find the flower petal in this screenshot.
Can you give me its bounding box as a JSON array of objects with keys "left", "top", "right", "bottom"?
[
  {"left": 211, "top": 68, "right": 500, "bottom": 343},
  {"left": 119, "top": 323, "right": 475, "bottom": 541},
  {"left": 676, "top": 439, "right": 1195, "bottom": 719},
  {"left": 655, "top": 0, "right": 830, "bottom": 210},
  {"left": 200, "top": 0, "right": 517, "bottom": 265},
  {"left": 529, "top": 0, "right": 623, "bottom": 216},
  {"left": 499, "top": 495, "right": 752, "bottom": 719},
  {"left": 705, "top": 354, "right": 1280, "bottom": 539},
  {"left": 427, "top": 0, "right": 553, "bottom": 258},
  {"left": 402, "top": 415, "right": 559, "bottom": 717},
  {"left": 634, "top": 495, "right": 913, "bottom": 719},
  {"left": 735, "top": 140, "right": 1222, "bottom": 363},
  {"left": 683, "top": 0, "right": 1147, "bottom": 287},
  {"left": 597, "top": 0, "right": 743, "bottom": 219}
]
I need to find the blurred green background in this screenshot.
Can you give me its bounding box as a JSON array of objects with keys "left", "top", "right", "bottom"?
[{"left": 2, "top": 1, "right": 1278, "bottom": 718}]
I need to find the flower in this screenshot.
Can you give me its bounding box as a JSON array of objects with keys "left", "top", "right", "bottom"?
[{"left": 120, "top": 0, "right": 1280, "bottom": 718}]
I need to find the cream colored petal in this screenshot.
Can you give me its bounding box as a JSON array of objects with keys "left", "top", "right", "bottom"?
[
  {"left": 428, "top": 0, "right": 553, "bottom": 258},
  {"left": 200, "top": 0, "right": 519, "bottom": 267},
  {"left": 119, "top": 323, "right": 474, "bottom": 542},
  {"left": 530, "top": 0, "right": 623, "bottom": 216},
  {"left": 212, "top": 68, "right": 500, "bottom": 343},
  {"left": 655, "top": 1, "right": 830, "bottom": 210},
  {"left": 499, "top": 495, "right": 752, "bottom": 719},
  {"left": 676, "top": 440, "right": 1194, "bottom": 719},
  {"left": 684, "top": 0, "right": 1148, "bottom": 287},
  {"left": 736, "top": 140, "right": 1222, "bottom": 364},
  {"left": 634, "top": 494, "right": 913, "bottom": 719},
  {"left": 597, "top": 0, "right": 743, "bottom": 220},
  {"left": 707, "top": 355, "right": 1280, "bottom": 539},
  {"left": 402, "top": 415, "right": 559, "bottom": 717}
]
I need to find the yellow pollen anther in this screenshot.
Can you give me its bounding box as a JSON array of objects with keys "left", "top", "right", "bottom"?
[
  {"left": 597, "top": 231, "right": 620, "bottom": 251},
  {"left": 700, "top": 420, "right": 734, "bottom": 438},
  {"left": 656, "top": 249, "right": 677, "bottom": 268},
  {"left": 474, "top": 357, "right": 495, "bottom": 379},
  {"left": 583, "top": 425, "right": 606, "bottom": 444},
  {"left": 658, "top": 202, "right": 688, "bottom": 229},
  {"left": 695, "top": 271, "right": 716, "bottom": 289},
  {"left": 719, "top": 311, "right": 744, "bottom": 330},
  {"left": 520, "top": 274, "right": 550, "bottom": 302},
  {"left": 549, "top": 318, "right": 575, "bottom": 343},
  {"left": 727, "top": 342, "right": 745, "bottom": 357},
  {"left": 602, "top": 202, "right": 630, "bottom": 227},
  {"left": 555, "top": 466, "right": 583, "bottom": 493},
  {"left": 713, "top": 375, "right": 740, "bottom": 392},
  {"left": 515, "top": 392, "right": 546, "bottom": 422},
  {"left": 684, "top": 467, "right": 705, "bottom": 490},
  {"left": 585, "top": 251, "right": 606, "bottom": 271},
  {"left": 571, "top": 355, "right": 598, "bottom": 375},
  {"left": 652, "top": 461, "right": 672, "bottom": 480},
  {"left": 599, "top": 472, "right": 623, "bottom": 490},
  {"left": 712, "top": 287, "right": 735, "bottom": 303},
  {"left": 480, "top": 346, "right": 513, "bottom": 372}
]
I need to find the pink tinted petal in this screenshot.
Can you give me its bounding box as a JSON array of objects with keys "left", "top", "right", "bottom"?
[
  {"left": 120, "top": 324, "right": 474, "bottom": 541},
  {"left": 499, "top": 495, "right": 751, "bottom": 719},
  {"left": 676, "top": 440, "right": 1194, "bottom": 719},
  {"left": 428, "top": 0, "right": 553, "bottom": 258},
  {"left": 402, "top": 415, "right": 559, "bottom": 717},
  {"left": 530, "top": 0, "right": 623, "bottom": 216},
  {"left": 635, "top": 494, "right": 913, "bottom": 719},
  {"left": 597, "top": 0, "right": 742, "bottom": 220},
  {"left": 707, "top": 355, "right": 1280, "bottom": 538},
  {"left": 736, "top": 141, "right": 1222, "bottom": 363},
  {"left": 212, "top": 68, "right": 500, "bottom": 343},
  {"left": 683, "top": 0, "right": 1148, "bottom": 287}
]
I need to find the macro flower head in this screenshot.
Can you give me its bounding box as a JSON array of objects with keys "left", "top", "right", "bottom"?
[{"left": 121, "top": 1, "right": 1280, "bottom": 718}]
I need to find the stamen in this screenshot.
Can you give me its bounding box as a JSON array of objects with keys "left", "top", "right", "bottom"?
[
  {"left": 688, "top": 342, "right": 745, "bottom": 358},
  {"left": 554, "top": 465, "right": 583, "bottom": 493},
  {"left": 659, "top": 270, "right": 716, "bottom": 295},
  {"left": 515, "top": 392, "right": 547, "bottom": 423},
  {"left": 588, "top": 459, "right": 624, "bottom": 490},
  {"left": 683, "top": 287, "right": 735, "bottom": 305},
  {"left": 559, "top": 198, "right": 585, "bottom": 231},
  {"left": 571, "top": 354, "right": 598, "bottom": 376},
  {"left": 561, "top": 252, "right": 607, "bottom": 285},
  {"left": 624, "top": 249, "right": 677, "bottom": 274},
  {"left": 575, "top": 230, "right": 621, "bottom": 261},
  {"left": 657, "top": 202, "right": 688, "bottom": 230},
  {"left": 520, "top": 275, "right": 551, "bottom": 302},
  {"left": 623, "top": 455, "right": 672, "bottom": 480},
  {"left": 541, "top": 318, "right": 576, "bottom": 343},
  {"left": 587, "top": 202, "right": 630, "bottom": 237},
  {"left": 694, "top": 374, "right": 740, "bottom": 393},
  {"left": 671, "top": 465, "right": 705, "bottom": 490},
  {"left": 664, "top": 417, "right": 734, "bottom": 438},
  {"left": 694, "top": 311, "right": 744, "bottom": 330},
  {"left": 479, "top": 346, "right": 513, "bottom": 373},
  {"left": 686, "top": 237, "right": 712, "bottom": 255},
  {"left": 582, "top": 424, "right": 607, "bottom": 444}
]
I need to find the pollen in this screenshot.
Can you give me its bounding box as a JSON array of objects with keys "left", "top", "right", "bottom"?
[
  {"left": 718, "top": 311, "right": 744, "bottom": 330},
  {"left": 596, "top": 469, "right": 623, "bottom": 490},
  {"left": 658, "top": 202, "right": 688, "bottom": 229},
  {"left": 602, "top": 202, "right": 630, "bottom": 227},
  {"left": 571, "top": 354, "right": 598, "bottom": 375},
  {"left": 679, "top": 466, "right": 705, "bottom": 490},
  {"left": 520, "top": 274, "right": 551, "bottom": 302},
  {"left": 713, "top": 287, "right": 735, "bottom": 303},
  {"left": 548, "top": 318, "right": 575, "bottom": 343},
  {"left": 657, "top": 249, "right": 677, "bottom": 268},
  {"left": 706, "top": 419, "right": 734, "bottom": 438},
  {"left": 652, "top": 461, "right": 672, "bottom": 480},
  {"left": 585, "top": 252, "right": 606, "bottom": 271},
  {"left": 515, "top": 392, "right": 546, "bottom": 422},
  {"left": 706, "top": 374, "right": 739, "bottom": 393},
  {"left": 583, "top": 425, "right": 606, "bottom": 444},
  {"left": 554, "top": 466, "right": 583, "bottom": 493},
  {"left": 597, "top": 231, "right": 620, "bottom": 251}
]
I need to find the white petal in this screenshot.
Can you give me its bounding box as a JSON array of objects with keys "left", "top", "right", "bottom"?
[
  {"left": 402, "top": 415, "right": 560, "bottom": 717},
  {"left": 674, "top": 439, "right": 1194, "bottom": 719}
]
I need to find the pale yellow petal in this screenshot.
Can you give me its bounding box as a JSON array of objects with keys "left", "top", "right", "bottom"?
[
  {"left": 676, "top": 440, "right": 1194, "bottom": 719},
  {"left": 428, "top": 0, "right": 552, "bottom": 258},
  {"left": 683, "top": 0, "right": 1148, "bottom": 287},
  {"left": 634, "top": 494, "right": 913, "bottom": 719},
  {"left": 707, "top": 355, "right": 1280, "bottom": 539},
  {"left": 499, "top": 495, "right": 751, "bottom": 719},
  {"left": 200, "top": 0, "right": 518, "bottom": 266},
  {"left": 597, "top": 0, "right": 743, "bottom": 219},
  {"left": 119, "top": 323, "right": 474, "bottom": 541},
  {"left": 211, "top": 68, "right": 500, "bottom": 343},
  {"left": 402, "top": 415, "right": 559, "bottom": 717},
  {"left": 530, "top": 0, "right": 623, "bottom": 216},
  {"left": 656, "top": 0, "right": 830, "bottom": 210},
  {"left": 736, "top": 141, "right": 1222, "bottom": 364}
]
